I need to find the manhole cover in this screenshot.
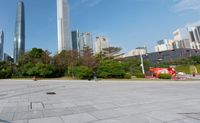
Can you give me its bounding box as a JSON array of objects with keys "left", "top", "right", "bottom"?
[{"left": 46, "top": 92, "right": 56, "bottom": 95}]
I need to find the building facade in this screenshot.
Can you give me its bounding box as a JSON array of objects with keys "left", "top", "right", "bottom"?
[
  {"left": 95, "top": 36, "right": 109, "bottom": 54},
  {"left": 71, "top": 30, "right": 79, "bottom": 52},
  {"left": 126, "top": 47, "right": 147, "bottom": 57},
  {"left": 0, "top": 30, "right": 3, "bottom": 61},
  {"left": 14, "top": 1, "right": 25, "bottom": 63},
  {"left": 189, "top": 26, "right": 200, "bottom": 49},
  {"left": 126, "top": 49, "right": 200, "bottom": 64},
  {"left": 57, "top": 0, "right": 72, "bottom": 53},
  {"left": 79, "top": 32, "right": 93, "bottom": 52}
]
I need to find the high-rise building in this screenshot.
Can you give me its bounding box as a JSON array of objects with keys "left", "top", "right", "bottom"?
[
  {"left": 189, "top": 26, "right": 200, "bottom": 49},
  {"left": 0, "top": 30, "right": 4, "bottom": 61},
  {"left": 79, "top": 32, "right": 93, "bottom": 52},
  {"left": 14, "top": 1, "right": 25, "bottom": 63},
  {"left": 71, "top": 30, "right": 79, "bottom": 52},
  {"left": 95, "top": 36, "right": 109, "bottom": 54},
  {"left": 57, "top": 0, "right": 72, "bottom": 53},
  {"left": 155, "top": 39, "right": 169, "bottom": 52}
]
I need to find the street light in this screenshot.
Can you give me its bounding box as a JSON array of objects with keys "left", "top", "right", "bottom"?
[{"left": 140, "top": 52, "right": 145, "bottom": 74}]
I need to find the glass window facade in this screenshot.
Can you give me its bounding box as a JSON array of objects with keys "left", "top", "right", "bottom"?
[{"left": 14, "top": 1, "right": 25, "bottom": 63}]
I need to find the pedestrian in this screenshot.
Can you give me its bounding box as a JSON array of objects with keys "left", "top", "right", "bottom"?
[{"left": 93, "top": 72, "right": 97, "bottom": 82}]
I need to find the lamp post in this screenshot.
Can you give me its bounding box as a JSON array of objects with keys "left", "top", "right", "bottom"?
[{"left": 140, "top": 52, "right": 145, "bottom": 74}]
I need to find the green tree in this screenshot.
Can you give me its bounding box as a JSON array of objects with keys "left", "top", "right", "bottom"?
[
  {"left": 0, "top": 62, "right": 12, "bottom": 79},
  {"left": 97, "top": 59, "right": 125, "bottom": 78},
  {"left": 72, "top": 66, "right": 93, "bottom": 79}
]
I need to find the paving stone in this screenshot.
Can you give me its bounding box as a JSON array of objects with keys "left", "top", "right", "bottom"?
[
  {"left": 89, "top": 109, "right": 123, "bottom": 120},
  {"left": 118, "top": 114, "right": 163, "bottom": 123},
  {"left": 0, "top": 112, "right": 14, "bottom": 121},
  {"left": 61, "top": 113, "right": 97, "bottom": 123},
  {"left": 168, "top": 118, "right": 200, "bottom": 123},
  {"left": 92, "top": 119, "right": 122, "bottom": 123},
  {"left": 29, "top": 117, "right": 64, "bottom": 123},
  {"left": 147, "top": 111, "right": 186, "bottom": 122},
  {"left": 13, "top": 111, "right": 44, "bottom": 121}
]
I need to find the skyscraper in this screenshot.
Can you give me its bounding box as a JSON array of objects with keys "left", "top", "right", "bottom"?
[
  {"left": 14, "top": 1, "right": 25, "bottom": 63},
  {"left": 0, "top": 30, "right": 4, "bottom": 61},
  {"left": 95, "top": 36, "right": 109, "bottom": 54},
  {"left": 57, "top": 0, "right": 72, "bottom": 53},
  {"left": 79, "top": 32, "right": 93, "bottom": 52},
  {"left": 71, "top": 30, "right": 79, "bottom": 52}
]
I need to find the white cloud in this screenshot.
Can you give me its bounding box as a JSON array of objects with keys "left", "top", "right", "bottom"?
[{"left": 173, "top": 0, "right": 200, "bottom": 12}]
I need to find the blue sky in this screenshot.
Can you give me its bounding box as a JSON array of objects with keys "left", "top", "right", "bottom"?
[{"left": 0, "top": 0, "right": 200, "bottom": 56}]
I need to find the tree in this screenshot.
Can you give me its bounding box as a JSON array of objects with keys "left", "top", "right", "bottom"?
[
  {"left": 97, "top": 59, "right": 125, "bottom": 78},
  {"left": 53, "top": 50, "right": 79, "bottom": 76},
  {"left": 80, "top": 46, "right": 99, "bottom": 71},
  {"left": 0, "top": 62, "right": 12, "bottom": 79},
  {"left": 72, "top": 66, "right": 93, "bottom": 79},
  {"left": 18, "top": 48, "right": 51, "bottom": 65},
  {"left": 102, "top": 47, "right": 122, "bottom": 59}
]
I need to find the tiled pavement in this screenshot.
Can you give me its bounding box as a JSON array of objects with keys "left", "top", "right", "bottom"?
[{"left": 0, "top": 80, "right": 200, "bottom": 123}]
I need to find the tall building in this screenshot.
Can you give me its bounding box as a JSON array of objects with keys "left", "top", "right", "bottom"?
[
  {"left": 95, "top": 36, "right": 109, "bottom": 54},
  {"left": 189, "top": 26, "right": 200, "bottom": 49},
  {"left": 14, "top": 1, "right": 25, "bottom": 63},
  {"left": 0, "top": 30, "right": 4, "bottom": 61},
  {"left": 79, "top": 32, "right": 93, "bottom": 52},
  {"left": 57, "top": 0, "right": 72, "bottom": 53},
  {"left": 71, "top": 30, "right": 79, "bottom": 52}
]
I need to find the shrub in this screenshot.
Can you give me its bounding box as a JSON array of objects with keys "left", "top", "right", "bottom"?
[
  {"left": 175, "top": 65, "right": 190, "bottom": 74},
  {"left": 134, "top": 73, "right": 145, "bottom": 78},
  {"left": 73, "top": 66, "right": 93, "bottom": 79},
  {"left": 124, "top": 73, "right": 132, "bottom": 79},
  {"left": 0, "top": 62, "right": 12, "bottom": 79},
  {"left": 158, "top": 74, "right": 172, "bottom": 79},
  {"left": 97, "top": 60, "right": 125, "bottom": 78}
]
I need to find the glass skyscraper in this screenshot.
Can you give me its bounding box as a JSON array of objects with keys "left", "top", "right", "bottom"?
[
  {"left": 14, "top": 1, "right": 25, "bottom": 63},
  {"left": 57, "top": 0, "right": 72, "bottom": 53},
  {"left": 71, "top": 30, "right": 79, "bottom": 52},
  {"left": 0, "top": 30, "right": 4, "bottom": 61}
]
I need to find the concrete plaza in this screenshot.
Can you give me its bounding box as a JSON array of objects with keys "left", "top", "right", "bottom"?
[{"left": 0, "top": 80, "right": 200, "bottom": 123}]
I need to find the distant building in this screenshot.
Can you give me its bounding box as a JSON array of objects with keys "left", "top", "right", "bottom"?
[
  {"left": 71, "top": 30, "right": 79, "bottom": 52},
  {"left": 79, "top": 32, "right": 93, "bottom": 52},
  {"left": 155, "top": 39, "right": 169, "bottom": 52},
  {"left": 57, "top": 0, "right": 72, "bottom": 53},
  {"left": 14, "top": 1, "right": 25, "bottom": 63},
  {"left": 95, "top": 36, "right": 109, "bottom": 54},
  {"left": 125, "top": 49, "right": 200, "bottom": 64},
  {"left": 126, "top": 47, "right": 147, "bottom": 57},
  {"left": 0, "top": 30, "right": 4, "bottom": 61},
  {"left": 189, "top": 26, "right": 200, "bottom": 49}
]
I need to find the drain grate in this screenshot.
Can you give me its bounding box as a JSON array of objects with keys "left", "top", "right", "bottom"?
[{"left": 46, "top": 92, "right": 56, "bottom": 95}]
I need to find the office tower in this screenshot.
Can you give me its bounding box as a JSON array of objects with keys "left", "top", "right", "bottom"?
[
  {"left": 155, "top": 39, "right": 169, "bottom": 52},
  {"left": 95, "top": 36, "right": 109, "bottom": 54},
  {"left": 189, "top": 26, "right": 200, "bottom": 49},
  {"left": 71, "top": 30, "right": 79, "bottom": 52},
  {"left": 14, "top": 1, "right": 25, "bottom": 63},
  {"left": 57, "top": 0, "right": 72, "bottom": 53},
  {"left": 0, "top": 30, "right": 3, "bottom": 61},
  {"left": 79, "top": 32, "right": 93, "bottom": 52}
]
